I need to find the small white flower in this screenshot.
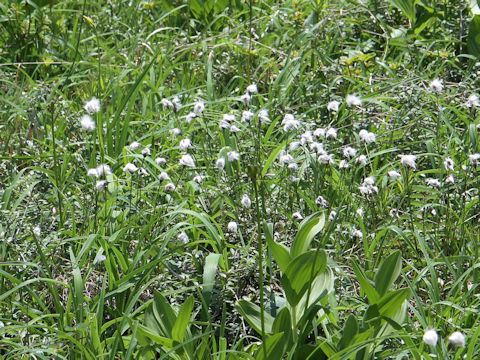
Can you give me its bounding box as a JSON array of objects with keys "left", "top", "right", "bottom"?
[
  {"left": 327, "top": 100, "right": 340, "bottom": 112},
  {"left": 96, "top": 164, "right": 112, "bottom": 177},
  {"left": 343, "top": 146, "right": 357, "bottom": 158},
  {"left": 318, "top": 153, "right": 334, "bottom": 165},
  {"left": 227, "top": 221, "right": 238, "bottom": 233},
  {"left": 469, "top": 153, "right": 480, "bottom": 166},
  {"left": 180, "top": 154, "right": 195, "bottom": 167},
  {"left": 95, "top": 254, "right": 107, "bottom": 264},
  {"left": 288, "top": 162, "right": 298, "bottom": 170},
  {"left": 467, "top": 94, "right": 480, "bottom": 108},
  {"left": 426, "top": 178, "right": 441, "bottom": 188},
  {"left": 194, "top": 100, "right": 205, "bottom": 115},
  {"left": 80, "top": 115, "right": 96, "bottom": 131},
  {"left": 448, "top": 331, "right": 465, "bottom": 347},
  {"left": 445, "top": 174, "right": 455, "bottom": 184},
  {"left": 279, "top": 150, "right": 294, "bottom": 164},
  {"left": 316, "top": 196, "right": 329, "bottom": 207},
  {"left": 356, "top": 208, "right": 364, "bottom": 217},
  {"left": 240, "top": 93, "right": 251, "bottom": 106},
  {"left": 292, "top": 211, "right": 303, "bottom": 220},
  {"left": 246, "top": 83, "right": 258, "bottom": 94},
  {"left": 193, "top": 174, "right": 204, "bottom": 183},
  {"left": 179, "top": 138, "right": 192, "bottom": 151},
  {"left": 326, "top": 128, "right": 337, "bottom": 139},
  {"left": 129, "top": 141, "right": 142, "bottom": 151},
  {"left": 227, "top": 151, "right": 240, "bottom": 161},
  {"left": 123, "top": 163, "right": 138, "bottom": 174},
  {"left": 359, "top": 177, "right": 378, "bottom": 196},
  {"left": 301, "top": 130, "right": 313, "bottom": 144},
  {"left": 241, "top": 194, "right": 251, "bottom": 208},
  {"left": 346, "top": 94, "right": 362, "bottom": 107},
  {"left": 388, "top": 170, "right": 401, "bottom": 181},
  {"left": 164, "top": 182, "right": 176, "bottom": 192},
  {"left": 155, "top": 157, "right": 167, "bottom": 165},
  {"left": 139, "top": 168, "right": 148, "bottom": 176},
  {"left": 356, "top": 155, "right": 368, "bottom": 165},
  {"left": 161, "top": 98, "right": 173, "bottom": 109},
  {"left": 311, "top": 143, "right": 326, "bottom": 155},
  {"left": 171, "top": 128, "right": 182, "bottom": 136},
  {"left": 172, "top": 96, "right": 182, "bottom": 112},
  {"left": 359, "top": 129, "right": 376, "bottom": 143},
  {"left": 290, "top": 141, "right": 302, "bottom": 151},
  {"left": 364, "top": 176, "right": 375, "bottom": 186},
  {"left": 329, "top": 211, "right": 337, "bottom": 220},
  {"left": 258, "top": 109, "right": 270, "bottom": 124},
  {"left": 230, "top": 125, "right": 241, "bottom": 132},
  {"left": 87, "top": 168, "right": 99, "bottom": 177},
  {"left": 423, "top": 329, "right": 438, "bottom": 346},
  {"left": 33, "top": 226, "right": 41, "bottom": 237},
  {"left": 352, "top": 229, "right": 363, "bottom": 239},
  {"left": 444, "top": 157, "right": 454, "bottom": 171},
  {"left": 186, "top": 112, "right": 197, "bottom": 123},
  {"left": 216, "top": 158, "right": 226, "bottom": 170},
  {"left": 159, "top": 172, "right": 170, "bottom": 181},
  {"left": 95, "top": 180, "right": 108, "bottom": 191},
  {"left": 141, "top": 147, "right": 151, "bottom": 157},
  {"left": 84, "top": 97, "right": 101, "bottom": 114},
  {"left": 313, "top": 128, "right": 326, "bottom": 138},
  {"left": 282, "top": 114, "right": 300, "bottom": 132},
  {"left": 339, "top": 160, "right": 349, "bottom": 169},
  {"left": 400, "top": 154, "right": 417, "bottom": 169},
  {"left": 429, "top": 78, "right": 443, "bottom": 93},
  {"left": 177, "top": 231, "right": 189, "bottom": 244},
  {"left": 242, "top": 110, "right": 254, "bottom": 122}
]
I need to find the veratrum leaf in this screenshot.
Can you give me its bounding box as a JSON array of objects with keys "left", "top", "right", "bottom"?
[
  {"left": 290, "top": 212, "right": 325, "bottom": 259},
  {"left": 264, "top": 222, "right": 291, "bottom": 273},
  {"left": 281, "top": 250, "right": 327, "bottom": 306},
  {"left": 172, "top": 295, "right": 194, "bottom": 343},
  {"left": 468, "top": 15, "right": 480, "bottom": 57},
  {"left": 387, "top": 0, "right": 416, "bottom": 23},
  {"left": 375, "top": 251, "right": 402, "bottom": 297},
  {"left": 202, "top": 253, "right": 221, "bottom": 307},
  {"left": 255, "top": 332, "right": 286, "bottom": 360},
  {"left": 236, "top": 300, "right": 274, "bottom": 335}
]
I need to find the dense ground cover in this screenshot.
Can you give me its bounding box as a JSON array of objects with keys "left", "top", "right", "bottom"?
[{"left": 2, "top": 0, "right": 480, "bottom": 358}]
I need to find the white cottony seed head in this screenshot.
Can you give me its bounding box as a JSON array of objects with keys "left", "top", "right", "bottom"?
[
  {"left": 423, "top": 329, "right": 438, "bottom": 346},
  {"left": 448, "top": 331, "right": 465, "bottom": 347}
]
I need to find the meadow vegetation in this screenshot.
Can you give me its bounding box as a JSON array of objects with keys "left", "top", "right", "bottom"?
[{"left": 1, "top": 0, "right": 480, "bottom": 358}]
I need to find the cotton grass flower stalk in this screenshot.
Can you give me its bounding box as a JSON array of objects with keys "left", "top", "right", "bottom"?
[
  {"left": 33, "top": 226, "right": 41, "bottom": 237},
  {"left": 159, "top": 172, "right": 170, "bottom": 181},
  {"left": 172, "top": 96, "right": 182, "bottom": 112},
  {"left": 194, "top": 100, "right": 205, "bottom": 115},
  {"left": 444, "top": 157, "right": 454, "bottom": 171},
  {"left": 346, "top": 94, "right": 362, "bottom": 107},
  {"left": 292, "top": 211, "right": 303, "bottom": 220},
  {"left": 242, "top": 110, "right": 254, "bottom": 122},
  {"left": 227, "top": 151, "right": 240, "bottom": 161},
  {"left": 467, "top": 94, "right": 480, "bottom": 108},
  {"left": 258, "top": 109, "right": 270, "bottom": 124},
  {"left": 388, "top": 170, "right": 401, "bottom": 181},
  {"left": 422, "top": 329, "right": 438, "bottom": 346},
  {"left": 327, "top": 100, "right": 340, "bottom": 112},
  {"left": 155, "top": 157, "right": 167, "bottom": 165},
  {"left": 216, "top": 158, "right": 225, "bottom": 170},
  {"left": 180, "top": 154, "right": 195, "bottom": 167},
  {"left": 179, "top": 138, "right": 192, "bottom": 150},
  {"left": 356, "top": 155, "right": 367, "bottom": 165},
  {"left": 141, "top": 147, "right": 151, "bottom": 157},
  {"left": 95, "top": 180, "right": 108, "bottom": 192},
  {"left": 246, "top": 83, "right": 257, "bottom": 94},
  {"left": 80, "top": 115, "right": 95, "bottom": 131},
  {"left": 164, "top": 182, "right": 176, "bottom": 192},
  {"left": 96, "top": 164, "right": 112, "bottom": 177},
  {"left": 240, "top": 93, "right": 251, "bottom": 106},
  {"left": 84, "top": 97, "right": 101, "bottom": 114},
  {"left": 358, "top": 129, "right": 376, "bottom": 143},
  {"left": 469, "top": 153, "right": 480, "bottom": 166},
  {"left": 161, "top": 98, "right": 173, "bottom": 109},
  {"left": 343, "top": 146, "right": 357, "bottom": 158},
  {"left": 448, "top": 331, "right": 465, "bottom": 347},
  {"left": 425, "top": 178, "right": 441, "bottom": 188},
  {"left": 241, "top": 194, "right": 251, "bottom": 208},
  {"left": 282, "top": 114, "right": 300, "bottom": 132},
  {"left": 87, "top": 168, "right": 98, "bottom": 177},
  {"left": 129, "top": 141, "right": 142, "bottom": 151},
  {"left": 326, "top": 128, "right": 337, "bottom": 139},
  {"left": 123, "top": 163, "right": 138, "bottom": 174},
  {"left": 227, "top": 221, "right": 238, "bottom": 233},
  {"left": 400, "top": 154, "right": 417, "bottom": 169},
  {"left": 429, "top": 78, "right": 443, "bottom": 92}
]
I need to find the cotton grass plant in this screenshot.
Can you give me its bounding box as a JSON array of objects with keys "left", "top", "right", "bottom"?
[{"left": 1, "top": 0, "right": 480, "bottom": 358}]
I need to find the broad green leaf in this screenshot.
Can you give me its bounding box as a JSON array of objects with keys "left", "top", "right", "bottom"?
[
  {"left": 272, "top": 307, "right": 291, "bottom": 335},
  {"left": 337, "top": 315, "right": 358, "bottom": 351},
  {"left": 151, "top": 291, "right": 176, "bottom": 338},
  {"left": 255, "top": 332, "right": 286, "bottom": 360},
  {"left": 264, "top": 222, "right": 291, "bottom": 273},
  {"left": 377, "top": 288, "right": 410, "bottom": 320},
  {"left": 375, "top": 251, "right": 402, "bottom": 297},
  {"left": 203, "top": 253, "right": 221, "bottom": 307},
  {"left": 468, "top": 15, "right": 480, "bottom": 57},
  {"left": 291, "top": 212, "right": 325, "bottom": 258},
  {"left": 387, "top": 0, "right": 416, "bottom": 23},
  {"left": 236, "top": 300, "right": 274, "bottom": 335},
  {"left": 136, "top": 324, "right": 175, "bottom": 348},
  {"left": 281, "top": 250, "right": 327, "bottom": 306},
  {"left": 172, "top": 295, "right": 194, "bottom": 343},
  {"left": 351, "top": 260, "right": 379, "bottom": 304}
]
